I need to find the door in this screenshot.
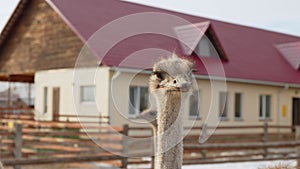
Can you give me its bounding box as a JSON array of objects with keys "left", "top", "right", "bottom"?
[
  {"left": 292, "top": 98, "right": 300, "bottom": 126},
  {"left": 52, "top": 87, "right": 60, "bottom": 121}
]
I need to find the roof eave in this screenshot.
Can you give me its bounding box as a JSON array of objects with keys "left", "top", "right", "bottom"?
[
  {"left": 0, "top": 0, "right": 29, "bottom": 49},
  {"left": 108, "top": 66, "right": 300, "bottom": 88}
]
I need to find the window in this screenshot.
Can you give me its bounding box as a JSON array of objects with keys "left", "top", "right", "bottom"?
[
  {"left": 259, "top": 95, "right": 271, "bottom": 119},
  {"left": 194, "top": 36, "right": 219, "bottom": 58},
  {"left": 234, "top": 93, "right": 243, "bottom": 119},
  {"left": 80, "top": 85, "right": 95, "bottom": 102},
  {"left": 189, "top": 91, "right": 200, "bottom": 119},
  {"left": 219, "top": 92, "right": 228, "bottom": 119},
  {"left": 43, "top": 87, "right": 48, "bottom": 113},
  {"left": 129, "top": 86, "right": 149, "bottom": 117}
]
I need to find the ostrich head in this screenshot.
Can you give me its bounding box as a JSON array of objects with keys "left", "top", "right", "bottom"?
[{"left": 149, "top": 54, "right": 194, "bottom": 95}]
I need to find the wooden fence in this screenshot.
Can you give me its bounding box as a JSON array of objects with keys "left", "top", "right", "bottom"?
[
  {"left": 0, "top": 108, "right": 128, "bottom": 168},
  {"left": 182, "top": 124, "right": 297, "bottom": 165},
  {"left": 1, "top": 109, "right": 300, "bottom": 168},
  {"left": 128, "top": 124, "right": 298, "bottom": 167}
]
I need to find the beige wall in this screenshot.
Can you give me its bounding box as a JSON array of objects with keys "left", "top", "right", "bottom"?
[
  {"left": 109, "top": 69, "right": 151, "bottom": 127},
  {"left": 34, "top": 67, "right": 110, "bottom": 122},
  {"left": 35, "top": 69, "right": 74, "bottom": 121},
  {"left": 35, "top": 67, "right": 300, "bottom": 132},
  {"left": 108, "top": 70, "right": 300, "bottom": 131}
]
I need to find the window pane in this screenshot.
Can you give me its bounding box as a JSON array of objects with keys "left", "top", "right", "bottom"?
[
  {"left": 189, "top": 91, "right": 200, "bottom": 117},
  {"left": 81, "top": 86, "right": 95, "bottom": 102},
  {"left": 259, "top": 95, "right": 263, "bottom": 118},
  {"left": 265, "top": 95, "right": 271, "bottom": 118},
  {"left": 259, "top": 95, "right": 271, "bottom": 119},
  {"left": 198, "top": 37, "right": 211, "bottom": 56},
  {"left": 219, "top": 92, "right": 228, "bottom": 118},
  {"left": 195, "top": 36, "right": 219, "bottom": 58},
  {"left": 139, "top": 87, "right": 149, "bottom": 112},
  {"left": 129, "top": 87, "right": 137, "bottom": 115},
  {"left": 234, "top": 93, "right": 242, "bottom": 118},
  {"left": 129, "top": 86, "right": 149, "bottom": 116}
]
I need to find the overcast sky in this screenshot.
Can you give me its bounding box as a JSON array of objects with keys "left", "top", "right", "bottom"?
[
  {"left": 0, "top": 0, "right": 300, "bottom": 37},
  {"left": 0, "top": 0, "right": 19, "bottom": 32},
  {"left": 124, "top": 0, "right": 300, "bottom": 37}
]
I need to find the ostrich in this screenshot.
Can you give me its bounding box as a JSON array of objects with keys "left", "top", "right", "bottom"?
[{"left": 148, "top": 54, "right": 194, "bottom": 169}]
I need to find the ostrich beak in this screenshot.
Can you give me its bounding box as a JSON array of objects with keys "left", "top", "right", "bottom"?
[
  {"left": 180, "top": 82, "right": 191, "bottom": 92},
  {"left": 174, "top": 76, "right": 191, "bottom": 92}
]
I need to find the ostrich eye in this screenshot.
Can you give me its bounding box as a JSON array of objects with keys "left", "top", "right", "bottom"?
[
  {"left": 153, "top": 71, "right": 164, "bottom": 80},
  {"left": 156, "top": 72, "right": 164, "bottom": 79}
]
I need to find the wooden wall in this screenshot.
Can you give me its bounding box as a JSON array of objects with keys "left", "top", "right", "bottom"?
[{"left": 0, "top": 0, "right": 84, "bottom": 75}]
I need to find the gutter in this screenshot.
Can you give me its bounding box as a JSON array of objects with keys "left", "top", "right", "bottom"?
[{"left": 108, "top": 66, "right": 300, "bottom": 88}]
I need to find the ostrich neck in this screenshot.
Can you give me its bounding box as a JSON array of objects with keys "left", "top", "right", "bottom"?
[
  {"left": 156, "top": 91, "right": 183, "bottom": 169},
  {"left": 158, "top": 92, "right": 182, "bottom": 129}
]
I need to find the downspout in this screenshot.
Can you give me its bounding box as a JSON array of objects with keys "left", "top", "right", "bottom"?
[{"left": 109, "top": 69, "right": 121, "bottom": 125}]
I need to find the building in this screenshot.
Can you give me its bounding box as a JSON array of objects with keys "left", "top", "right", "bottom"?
[
  {"left": 0, "top": 0, "right": 300, "bottom": 128},
  {"left": 0, "top": 0, "right": 83, "bottom": 108}
]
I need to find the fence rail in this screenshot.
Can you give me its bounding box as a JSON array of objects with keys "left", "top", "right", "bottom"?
[
  {"left": 0, "top": 109, "right": 299, "bottom": 168},
  {"left": 53, "top": 114, "right": 110, "bottom": 125}
]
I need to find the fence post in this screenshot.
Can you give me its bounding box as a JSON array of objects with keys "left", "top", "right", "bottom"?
[
  {"left": 262, "top": 122, "right": 268, "bottom": 158},
  {"left": 296, "top": 126, "right": 300, "bottom": 168},
  {"left": 122, "top": 124, "right": 129, "bottom": 168},
  {"left": 14, "top": 123, "right": 22, "bottom": 169},
  {"left": 199, "top": 123, "right": 207, "bottom": 159},
  {"left": 0, "top": 109, "right": 2, "bottom": 123},
  {"left": 150, "top": 128, "right": 155, "bottom": 169}
]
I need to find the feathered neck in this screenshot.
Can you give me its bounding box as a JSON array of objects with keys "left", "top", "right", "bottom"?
[{"left": 155, "top": 90, "right": 183, "bottom": 169}]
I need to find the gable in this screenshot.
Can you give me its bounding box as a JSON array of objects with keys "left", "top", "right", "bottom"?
[
  {"left": 174, "top": 21, "right": 210, "bottom": 55},
  {"left": 0, "top": 0, "right": 84, "bottom": 76},
  {"left": 174, "top": 21, "right": 227, "bottom": 60},
  {"left": 276, "top": 41, "right": 300, "bottom": 70}
]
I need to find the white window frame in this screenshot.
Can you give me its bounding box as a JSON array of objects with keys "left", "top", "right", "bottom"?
[
  {"left": 80, "top": 85, "right": 96, "bottom": 103},
  {"left": 259, "top": 95, "right": 272, "bottom": 120},
  {"left": 234, "top": 93, "right": 243, "bottom": 120},
  {"left": 189, "top": 90, "right": 201, "bottom": 119},
  {"left": 129, "top": 86, "right": 149, "bottom": 118}
]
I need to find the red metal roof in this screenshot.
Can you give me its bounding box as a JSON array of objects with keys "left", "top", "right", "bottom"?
[{"left": 47, "top": 0, "right": 300, "bottom": 85}]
